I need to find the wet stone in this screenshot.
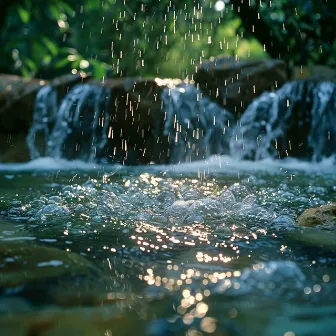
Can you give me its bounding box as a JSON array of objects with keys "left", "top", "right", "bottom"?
[
  {"left": 296, "top": 203, "right": 336, "bottom": 227},
  {"left": 0, "top": 243, "right": 95, "bottom": 288}
]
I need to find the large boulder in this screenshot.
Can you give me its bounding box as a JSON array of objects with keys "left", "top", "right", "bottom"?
[
  {"left": 0, "top": 74, "right": 88, "bottom": 133},
  {"left": 94, "top": 77, "right": 180, "bottom": 164},
  {"left": 193, "top": 56, "right": 288, "bottom": 116},
  {"left": 40, "top": 77, "right": 180, "bottom": 164},
  {"left": 0, "top": 75, "right": 180, "bottom": 164}
]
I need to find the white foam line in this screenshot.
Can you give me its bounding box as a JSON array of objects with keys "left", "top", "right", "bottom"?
[
  {"left": 0, "top": 157, "right": 105, "bottom": 172},
  {"left": 144, "top": 155, "right": 336, "bottom": 175},
  {"left": 0, "top": 155, "right": 334, "bottom": 175}
]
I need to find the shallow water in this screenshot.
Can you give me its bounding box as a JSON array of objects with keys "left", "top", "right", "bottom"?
[{"left": 0, "top": 158, "right": 336, "bottom": 336}]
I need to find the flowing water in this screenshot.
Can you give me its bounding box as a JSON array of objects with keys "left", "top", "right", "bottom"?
[
  {"left": 0, "top": 158, "right": 336, "bottom": 336},
  {"left": 161, "top": 83, "right": 234, "bottom": 163},
  {"left": 1, "top": 80, "right": 336, "bottom": 335}
]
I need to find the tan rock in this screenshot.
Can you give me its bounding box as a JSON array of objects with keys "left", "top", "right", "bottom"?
[
  {"left": 0, "top": 74, "right": 90, "bottom": 163},
  {"left": 296, "top": 203, "right": 336, "bottom": 227},
  {"left": 0, "top": 74, "right": 88, "bottom": 133}
]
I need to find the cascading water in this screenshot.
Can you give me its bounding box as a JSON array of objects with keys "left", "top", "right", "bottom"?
[
  {"left": 161, "top": 83, "right": 234, "bottom": 163},
  {"left": 26, "top": 85, "right": 58, "bottom": 159},
  {"left": 27, "top": 80, "right": 336, "bottom": 164},
  {"left": 47, "top": 84, "right": 111, "bottom": 161},
  {"left": 230, "top": 81, "right": 336, "bottom": 161},
  {"left": 27, "top": 84, "right": 111, "bottom": 162}
]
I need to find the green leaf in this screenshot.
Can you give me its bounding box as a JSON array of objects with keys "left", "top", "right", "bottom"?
[
  {"left": 20, "top": 65, "right": 31, "bottom": 78},
  {"left": 49, "top": 5, "right": 60, "bottom": 19},
  {"left": 90, "top": 60, "right": 107, "bottom": 79},
  {"left": 21, "top": 56, "right": 38, "bottom": 73},
  {"left": 41, "top": 36, "right": 58, "bottom": 56},
  {"left": 59, "top": 2, "right": 74, "bottom": 16},
  {"left": 17, "top": 6, "right": 31, "bottom": 24},
  {"left": 42, "top": 55, "right": 52, "bottom": 65},
  {"left": 54, "top": 57, "right": 70, "bottom": 68}
]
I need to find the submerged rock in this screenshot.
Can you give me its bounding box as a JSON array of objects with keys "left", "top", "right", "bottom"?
[
  {"left": 286, "top": 229, "right": 336, "bottom": 250},
  {"left": 0, "top": 243, "right": 95, "bottom": 288},
  {"left": 296, "top": 203, "right": 336, "bottom": 227},
  {"left": 0, "top": 303, "right": 143, "bottom": 336}
]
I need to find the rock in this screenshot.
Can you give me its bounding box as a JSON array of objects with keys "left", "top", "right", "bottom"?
[
  {"left": 0, "top": 74, "right": 41, "bottom": 132},
  {"left": 0, "top": 303, "right": 143, "bottom": 336},
  {"left": 193, "top": 56, "right": 288, "bottom": 116},
  {"left": 0, "top": 74, "right": 180, "bottom": 164},
  {"left": 286, "top": 229, "right": 336, "bottom": 251},
  {"left": 89, "top": 77, "right": 175, "bottom": 164},
  {"left": 0, "top": 242, "right": 95, "bottom": 288},
  {"left": 291, "top": 65, "right": 336, "bottom": 82},
  {"left": 0, "top": 74, "right": 89, "bottom": 163},
  {"left": 0, "top": 132, "right": 30, "bottom": 162},
  {"left": 0, "top": 74, "right": 88, "bottom": 133},
  {"left": 296, "top": 203, "right": 336, "bottom": 227}
]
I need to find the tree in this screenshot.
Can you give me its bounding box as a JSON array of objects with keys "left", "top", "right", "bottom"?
[
  {"left": 231, "top": 0, "right": 336, "bottom": 66},
  {"left": 0, "top": 0, "right": 334, "bottom": 79}
]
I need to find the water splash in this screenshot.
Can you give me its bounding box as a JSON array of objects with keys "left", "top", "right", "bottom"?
[
  {"left": 230, "top": 81, "right": 336, "bottom": 161},
  {"left": 161, "top": 83, "right": 234, "bottom": 163}
]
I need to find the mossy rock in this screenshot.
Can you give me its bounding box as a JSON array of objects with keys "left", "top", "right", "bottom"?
[
  {"left": 0, "top": 242, "right": 95, "bottom": 288},
  {"left": 296, "top": 203, "right": 336, "bottom": 227},
  {"left": 0, "top": 304, "right": 145, "bottom": 336},
  {"left": 286, "top": 229, "right": 336, "bottom": 251}
]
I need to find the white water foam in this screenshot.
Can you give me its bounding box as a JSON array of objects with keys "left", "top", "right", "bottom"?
[
  {"left": 0, "top": 157, "right": 111, "bottom": 172},
  {"left": 0, "top": 155, "right": 334, "bottom": 176}
]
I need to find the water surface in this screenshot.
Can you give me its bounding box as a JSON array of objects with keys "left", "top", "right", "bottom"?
[{"left": 0, "top": 157, "right": 335, "bottom": 336}]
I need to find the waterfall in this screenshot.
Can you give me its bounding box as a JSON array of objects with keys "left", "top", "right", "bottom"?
[
  {"left": 230, "top": 81, "right": 336, "bottom": 161},
  {"left": 161, "top": 83, "right": 234, "bottom": 163},
  {"left": 27, "top": 80, "right": 335, "bottom": 164},
  {"left": 27, "top": 84, "right": 111, "bottom": 162},
  {"left": 26, "top": 85, "right": 58, "bottom": 159},
  {"left": 47, "top": 84, "right": 111, "bottom": 161}
]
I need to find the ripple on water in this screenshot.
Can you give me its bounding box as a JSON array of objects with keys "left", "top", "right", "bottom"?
[{"left": 1, "top": 170, "right": 336, "bottom": 336}]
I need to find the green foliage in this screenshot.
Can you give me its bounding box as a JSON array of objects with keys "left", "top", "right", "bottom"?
[
  {"left": 256, "top": 0, "right": 336, "bottom": 66},
  {"left": 0, "top": 0, "right": 334, "bottom": 79}
]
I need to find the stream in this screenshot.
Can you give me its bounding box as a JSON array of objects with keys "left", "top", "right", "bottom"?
[{"left": 0, "top": 157, "right": 335, "bottom": 335}]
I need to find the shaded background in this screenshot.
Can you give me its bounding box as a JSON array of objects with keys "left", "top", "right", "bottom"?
[{"left": 0, "top": 0, "right": 335, "bottom": 80}]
